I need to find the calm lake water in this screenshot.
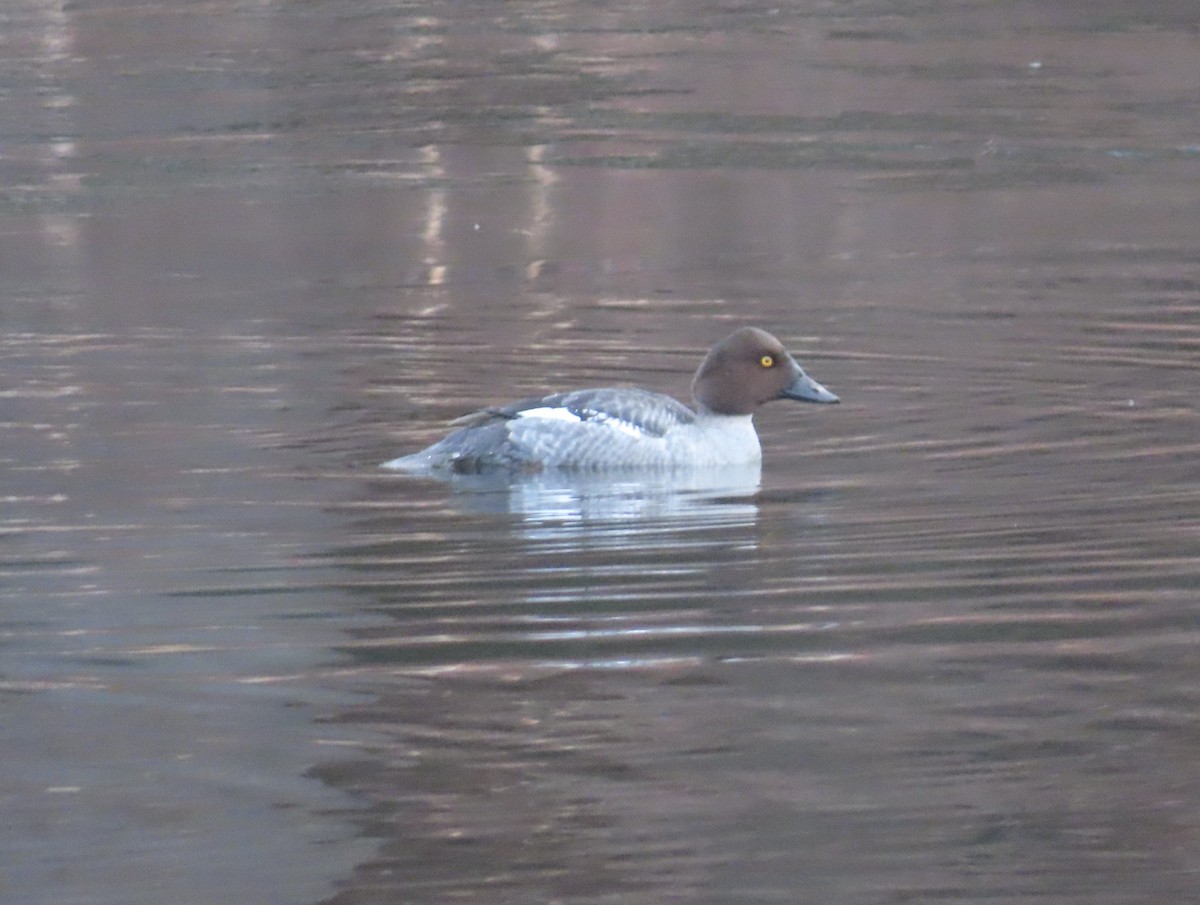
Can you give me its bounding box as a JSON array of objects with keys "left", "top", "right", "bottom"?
[{"left": 3, "top": 1, "right": 1199, "bottom": 903}]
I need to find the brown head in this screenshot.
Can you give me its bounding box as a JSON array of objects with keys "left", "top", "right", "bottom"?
[{"left": 690, "top": 327, "right": 839, "bottom": 416}]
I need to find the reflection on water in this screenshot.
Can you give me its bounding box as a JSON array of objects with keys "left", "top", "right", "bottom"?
[
  {"left": 337, "top": 462, "right": 835, "bottom": 674},
  {"left": 426, "top": 463, "right": 763, "bottom": 524},
  {"left": 3, "top": 1, "right": 1200, "bottom": 904}
]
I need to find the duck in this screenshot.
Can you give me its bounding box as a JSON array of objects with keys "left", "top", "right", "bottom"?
[{"left": 383, "top": 326, "right": 838, "bottom": 473}]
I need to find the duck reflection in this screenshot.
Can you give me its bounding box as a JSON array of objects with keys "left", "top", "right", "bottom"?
[{"left": 426, "top": 462, "right": 763, "bottom": 526}]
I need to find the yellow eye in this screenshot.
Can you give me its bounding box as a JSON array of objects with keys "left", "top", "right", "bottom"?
[{"left": 760, "top": 354, "right": 775, "bottom": 368}]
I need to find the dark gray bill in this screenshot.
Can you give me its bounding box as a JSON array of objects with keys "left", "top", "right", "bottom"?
[{"left": 781, "top": 369, "right": 839, "bottom": 404}]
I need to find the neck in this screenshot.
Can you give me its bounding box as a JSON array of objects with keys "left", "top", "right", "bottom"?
[{"left": 694, "top": 402, "right": 753, "bottom": 420}]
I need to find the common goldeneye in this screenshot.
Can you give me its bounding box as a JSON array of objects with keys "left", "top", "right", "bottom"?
[{"left": 383, "top": 326, "right": 838, "bottom": 472}]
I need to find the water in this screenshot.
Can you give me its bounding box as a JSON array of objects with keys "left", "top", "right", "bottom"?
[{"left": 3, "top": 1, "right": 1199, "bottom": 903}]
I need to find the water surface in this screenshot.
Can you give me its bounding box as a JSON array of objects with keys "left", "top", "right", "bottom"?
[{"left": 3, "top": 1, "right": 1199, "bottom": 903}]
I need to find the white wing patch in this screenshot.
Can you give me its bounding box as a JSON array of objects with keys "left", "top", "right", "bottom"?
[
  {"left": 517, "top": 406, "right": 583, "bottom": 424},
  {"left": 517, "top": 405, "right": 650, "bottom": 440}
]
